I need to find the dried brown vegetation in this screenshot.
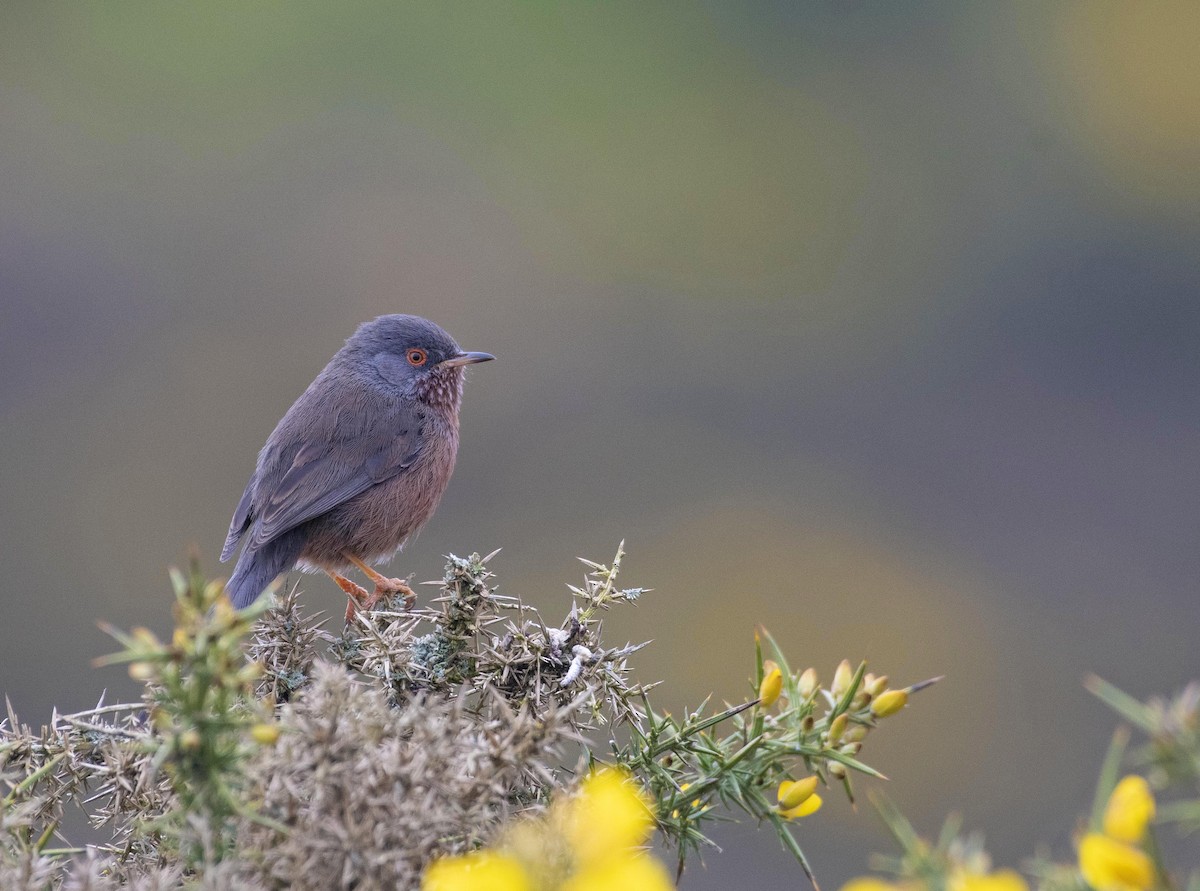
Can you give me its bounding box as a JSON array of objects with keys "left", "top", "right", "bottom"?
[{"left": 0, "top": 547, "right": 925, "bottom": 889}]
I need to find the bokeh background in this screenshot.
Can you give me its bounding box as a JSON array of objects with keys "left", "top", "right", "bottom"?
[{"left": 3, "top": 2, "right": 1199, "bottom": 885}]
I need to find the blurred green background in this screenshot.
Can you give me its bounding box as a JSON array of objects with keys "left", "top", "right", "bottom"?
[{"left": 3, "top": 2, "right": 1199, "bottom": 884}]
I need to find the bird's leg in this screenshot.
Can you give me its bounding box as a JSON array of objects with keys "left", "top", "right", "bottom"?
[
  {"left": 345, "top": 555, "right": 417, "bottom": 610},
  {"left": 326, "top": 570, "right": 371, "bottom": 625}
]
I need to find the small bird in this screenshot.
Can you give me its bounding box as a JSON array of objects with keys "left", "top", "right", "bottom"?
[{"left": 220, "top": 314, "right": 493, "bottom": 614}]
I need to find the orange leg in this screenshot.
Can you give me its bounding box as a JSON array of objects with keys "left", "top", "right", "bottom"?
[
  {"left": 344, "top": 555, "right": 416, "bottom": 609},
  {"left": 326, "top": 570, "right": 370, "bottom": 625}
]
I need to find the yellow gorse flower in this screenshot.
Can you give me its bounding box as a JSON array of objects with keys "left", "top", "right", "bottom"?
[
  {"left": 1075, "top": 774, "right": 1157, "bottom": 891},
  {"left": 560, "top": 852, "right": 673, "bottom": 891},
  {"left": 759, "top": 661, "right": 784, "bottom": 708},
  {"left": 1078, "top": 832, "right": 1154, "bottom": 891},
  {"left": 565, "top": 767, "right": 655, "bottom": 865},
  {"left": 424, "top": 851, "right": 532, "bottom": 891},
  {"left": 843, "top": 867, "right": 1026, "bottom": 891},
  {"left": 870, "top": 689, "right": 908, "bottom": 718},
  {"left": 1102, "top": 775, "right": 1155, "bottom": 844},
  {"left": 777, "top": 776, "right": 819, "bottom": 811},
  {"left": 840, "top": 878, "right": 905, "bottom": 891},
  {"left": 778, "top": 789, "right": 822, "bottom": 819},
  {"left": 951, "top": 869, "right": 1029, "bottom": 891},
  {"left": 424, "top": 767, "right": 665, "bottom": 891},
  {"left": 670, "top": 781, "right": 705, "bottom": 818}
]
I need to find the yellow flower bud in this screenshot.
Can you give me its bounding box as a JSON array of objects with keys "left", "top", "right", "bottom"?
[
  {"left": 213, "top": 597, "right": 236, "bottom": 628},
  {"left": 777, "top": 776, "right": 819, "bottom": 810},
  {"left": 1078, "top": 833, "right": 1154, "bottom": 891},
  {"left": 128, "top": 662, "right": 156, "bottom": 681},
  {"left": 759, "top": 663, "right": 784, "bottom": 708},
  {"left": 179, "top": 729, "right": 201, "bottom": 751},
  {"left": 867, "top": 674, "right": 889, "bottom": 697},
  {"left": 1103, "top": 775, "right": 1156, "bottom": 844},
  {"left": 678, "top": 782, "right": 701, "bottom": 809},
  {"left": 832, "top": 659, "right": 853, "bottom": 698},
  {"left": 798, "top": 667, "right": 819, "bottom": 699},
  {"left": 251, "top": 723, "right": 280, "bottom": 745},
  {"left": 829, "top": 762, "right": 847, "bottom": 780},
  {"left": 843, "top": 723, "right": 869, "bottom": 743},
  {"left": 172, "top": 627, "right": 189, "bottom": 652},
  {"left": 131, "top": 626, "right": 160, "bottom": 648},
  {"left": 828, "top": 713, "right": 848, "bottom": 742},
  {"left": 871, "top": 689, "right": 908, "bottom": 718},
  {"left": 779, "top": 790, "right": 823, "bottom": 820}
]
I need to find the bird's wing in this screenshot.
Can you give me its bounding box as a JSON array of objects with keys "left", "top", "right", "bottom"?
[
  {"left": 220, "top": 480, "right": 255, "bottom": 562},
  {"left": 242, "top": 395, "right": 425, "bottom": 556}
]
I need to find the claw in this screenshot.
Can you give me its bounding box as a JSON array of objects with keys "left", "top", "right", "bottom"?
[{"left": 345, "top": 555, "right": 417, "bottom": 610}]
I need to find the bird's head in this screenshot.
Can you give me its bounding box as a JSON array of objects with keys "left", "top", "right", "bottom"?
[{"left": 347, "top": 314, "right": 494, "bottom": 411}]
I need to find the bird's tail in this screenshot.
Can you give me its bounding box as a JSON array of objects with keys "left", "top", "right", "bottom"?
[{"left": 225, "top": 540, "right": 297, "bottom": 610}]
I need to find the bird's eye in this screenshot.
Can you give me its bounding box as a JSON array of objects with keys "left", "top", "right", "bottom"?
[{"left": 406, "top": 348, "right": 428, "bottom": 367}]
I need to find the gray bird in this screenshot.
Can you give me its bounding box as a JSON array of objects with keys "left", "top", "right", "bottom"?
[{"left": 220, "top": 314, "right": 493, "bottom": 613}]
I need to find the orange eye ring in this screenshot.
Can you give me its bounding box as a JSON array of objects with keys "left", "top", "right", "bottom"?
[{"left": 406, "top": 348, "right": 428, "bottom": 367}]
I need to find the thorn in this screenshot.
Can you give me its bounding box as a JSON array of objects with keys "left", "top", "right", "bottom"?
[{"left": 908, "top": 676, "right": 944, "bottom": 694}]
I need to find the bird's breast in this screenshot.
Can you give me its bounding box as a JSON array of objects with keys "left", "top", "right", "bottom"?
[{"left": 364, "top": 418, "right": 459, "bottom": 558}]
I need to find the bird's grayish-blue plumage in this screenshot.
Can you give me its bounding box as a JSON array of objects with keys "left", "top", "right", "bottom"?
[{"left": 221, "top": 315, "right": 492, "bottom": 609}]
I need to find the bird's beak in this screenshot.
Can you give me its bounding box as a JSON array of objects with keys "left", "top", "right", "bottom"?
[{"left": 439, "top": 351, "right": 495, "bottom": 368}]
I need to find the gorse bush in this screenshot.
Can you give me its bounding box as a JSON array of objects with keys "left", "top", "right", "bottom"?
[
  {"left": 0, "top": 546, "right": 1192, "bottom": 890},
  {"left": 0, "top": 546, "right": 928, "bottom": 889}
]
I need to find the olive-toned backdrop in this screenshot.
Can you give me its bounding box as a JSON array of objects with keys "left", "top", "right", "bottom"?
[{"left": 3, "top": 4, "right": 1198, "bottom": 885}]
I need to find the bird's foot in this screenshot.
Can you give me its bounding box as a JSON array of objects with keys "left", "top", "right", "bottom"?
[
  {"left": 344, "top": 555, "right": 417, "bottom": 610},
  {"left": 367, "top": 576, "right": 417, "bottom": 611},
  {"left": 328, "top": 572, "right": 372, "bottom": 625}
]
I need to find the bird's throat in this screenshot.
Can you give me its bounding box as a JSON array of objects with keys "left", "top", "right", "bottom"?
[{"left": 414, "top": 367, "right": 464, "bottom": 414}]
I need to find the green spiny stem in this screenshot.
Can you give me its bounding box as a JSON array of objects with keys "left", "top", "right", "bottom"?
[
  {"left": 3, "top": 752, "right": 65, "bottom": 804},
  {"left": 645, "top": 700, "right": 757, "bottom": 758},
  {"left": 830, "top": 661, "right": 869, "bottom": 718},
  {"left": 34, "top": 819, "right": 59, "bottom": 852}
]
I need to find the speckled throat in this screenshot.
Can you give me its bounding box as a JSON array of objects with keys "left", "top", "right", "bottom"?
[{"left": 414, "top": 365, "right": 465, "bottom": 414}]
